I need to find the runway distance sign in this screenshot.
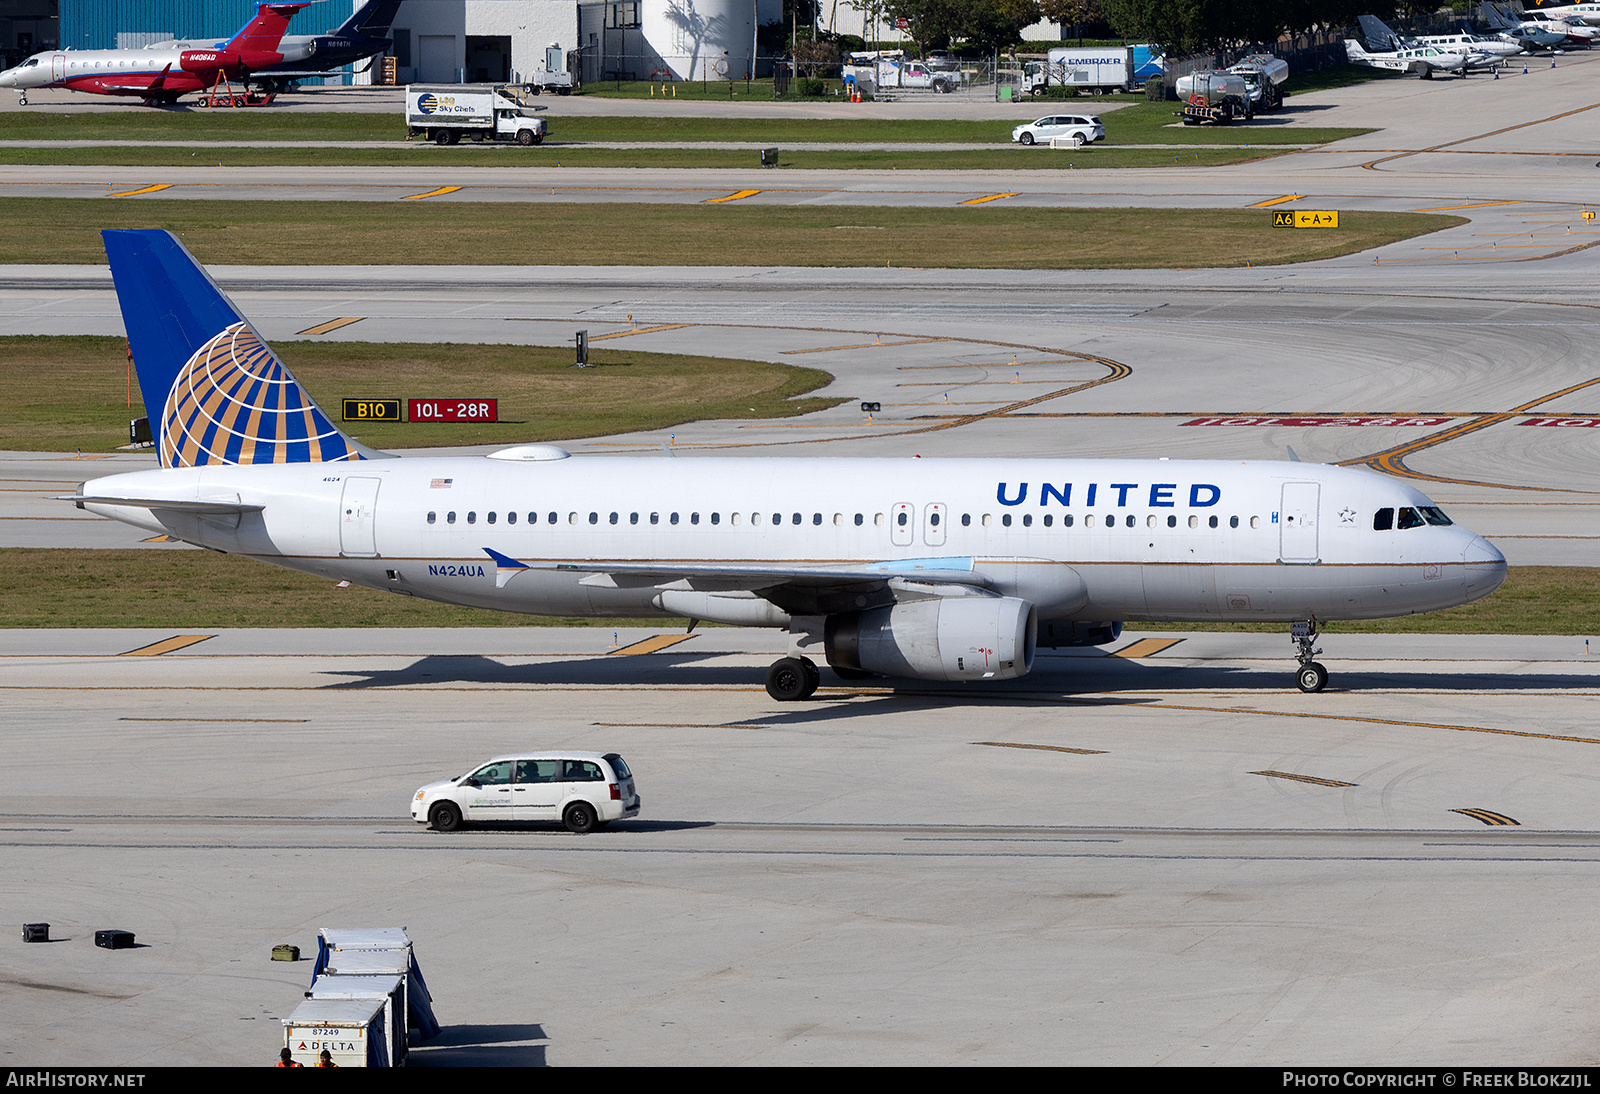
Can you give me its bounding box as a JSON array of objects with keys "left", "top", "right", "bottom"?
[
  {"left": 408, "top": 399, "right": 498, "bottom": 423},
  {"left": 1272, "top": 210, "right": 1340, "bottom": 228},
  {"left": 342, "top": 399, "right": 402, "bottom": 422}
]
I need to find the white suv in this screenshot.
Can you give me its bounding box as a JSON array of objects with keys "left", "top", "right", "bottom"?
[
  {"left": 1012, "top": 114, "right": 1104, "bottom": 147},
  {"left": 413, "top": 752, "right": 640, "bottom": 834}
]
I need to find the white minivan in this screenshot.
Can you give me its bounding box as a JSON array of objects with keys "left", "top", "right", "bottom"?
[
  {"left": 412, "top": 752, "right": 640, "bottom": 834},
  {"left": 1011, "top": 114, "right": 1105, "bottom": 146}
]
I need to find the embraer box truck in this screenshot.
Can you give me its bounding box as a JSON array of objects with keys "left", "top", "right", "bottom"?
[{"left": 405, "top": 85, "right": 547, "bottom": 146}]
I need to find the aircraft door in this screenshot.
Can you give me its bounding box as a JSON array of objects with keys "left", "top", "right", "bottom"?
[
  {"left": 1279, "top": 482, "right": 1320, "bottom": 564},
  {"left": 339, "top": 477, "right": 381, "bottom": 558},
  {"left": 891, "top": 503, "right": 915, "bottom": 546},
  {"left": 924, "top": 502, "right": 946, "bottom": 547},
  {"left": 52, "top": 54, "right": 64, "bottom": 81}
]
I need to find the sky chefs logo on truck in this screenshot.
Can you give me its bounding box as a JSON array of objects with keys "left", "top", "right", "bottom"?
[{"left": 416, "top": 93, "right": 442, "bottom": 113}]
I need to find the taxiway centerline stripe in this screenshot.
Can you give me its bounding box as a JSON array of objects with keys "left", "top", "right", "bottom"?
[
  {"left": 1247, "top": 194, "right": 1304, "bottom": 208},
  {"left": 1111, "top": 638, "right": 1184, "bottom": 659},
  {"left": 119, "top": 717, "right": 307, "bottom": 723},
  {"left": 295, "top": 317, "right": 364, "bottom": 336},
  {"left": 588, "top": 323, "right": 692, "bottom": 341},
  {"left": 1154, "top": 701, "right": 1600, "bottom": 746},
  {"left": 117, "top": 635, "right": 215, "bottom": 657},
  {"left": 108, "top": 184, "right": 173, "bottom": 197},
  {"left": 783, "top": 338, "right": 952, "bottom": 354},
  {"left": 139, "top": 534, "right": 175, "bottom": 542},
  {"left": 609, "top": 634, "right": 697, "bottom": 656},
  {"left": 402, "top": 186, "right": 462, "bottom": 200},
  {"left": 704, "top": 189, "right": 761, "bottom": 204},
  {"left": 1359, "top": 101, "right": 1600, "bottom": 170},
  {"left": 1413, "top": 200, "right": 1524, "bottom": 212},
  {"left": 976, "top": 741, "right": 1107, "bottom": 755},
  {"left": 1251, "top": 770, "right": 1357, "bottom": 788},
  {"left": 959, "top": 192, "right": 1019, "bottom": 205}
]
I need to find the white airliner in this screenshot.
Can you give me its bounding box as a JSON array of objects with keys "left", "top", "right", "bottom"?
[
  {"left": 0, "top": 2, "right": 309, "bottom": 105},
  {"left": 63, "top": 231, "right": 1507, "bottom": 700}
]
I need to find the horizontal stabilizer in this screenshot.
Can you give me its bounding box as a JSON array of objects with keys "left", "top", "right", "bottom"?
[{"left": 57, "top": 495, "right": 265, "bottom": 514}]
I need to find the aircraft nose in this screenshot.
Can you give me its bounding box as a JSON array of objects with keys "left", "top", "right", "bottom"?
[
  {"left": 1462, "top": 535, "right": 1507, "bottom": 601},
  {"left": 0, "top": 71, "right": 15, "bottom": 88}
]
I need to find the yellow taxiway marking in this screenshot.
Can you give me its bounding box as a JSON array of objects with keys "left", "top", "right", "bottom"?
[
  {"left": 1251, "top": 769, "right": 1357, "bottom": 788},
  {"left": 108, "top": 184, "right": 173, "bottom": 197},
  {"left": 976, "top": 741, "right": 1107, "bottom": 755},
  {"left": 119, "top": 717, "right": 307, "bottom": 723},
  {"left": 609, "top": 634, "right": 698, "bottom": 656},
  {"left": 589, "top": 323, "right": 692, "bottom": 342},
  {"left": 1452, "top": 808, "right": 1519, "bottom": 826},
  {"left": 1247, "top": 194, "right": 1304, "bottom": 208},
  {"left": 783, "top": 338, "right": 952, "bottom": 355},
  {"left": 704, "top": 189, "right": 762, "bottom": 204},
  {"left": 1110, "top": 637, "right": 1184, "bottom": 659},
  {"left": 117, "top": 635, "right": 215, "bottom": 657},
  {"left": 402, "top": 186, "right": 462, "bottom": 200},
  {"left": 959, "top": 192, "right": 1019, "bottom": 205},
  {"left": 140, "top": 534, "right": 175, "bottom": 543},
  {"left": 295, "top": 317, "right": 364, "bottom": 336},
  {"left": 1412, "top": 200, "right": 1523, "bottom": 212}
]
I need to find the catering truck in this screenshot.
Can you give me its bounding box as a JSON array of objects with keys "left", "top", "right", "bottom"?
[{"left": 405, "top": 84, "right": 548, "bottom": 146}]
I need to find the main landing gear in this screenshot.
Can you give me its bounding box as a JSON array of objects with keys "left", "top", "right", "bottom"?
[
  {"left": 1292, "top": 618, "right": 1328, "bottom": 693},
  {"left": 765, "top": 656, "right": 820, "bottom": 701}
]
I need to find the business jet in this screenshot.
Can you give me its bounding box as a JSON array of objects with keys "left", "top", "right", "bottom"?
[
  {"left": 62, "top": 230, "right": 1507, "bottom": 700},
  {"left": 1509, "top": 2, "right": 1600, "bottom": 27},
  {"left": 0, "top": 1, "right": 309, "bottom": 105},
  {"left": 1344, "top": 39, "right": 1472, "bottom": 77},
  {"left": 151, "top": 0, "right": 404, "bottom": 95}
]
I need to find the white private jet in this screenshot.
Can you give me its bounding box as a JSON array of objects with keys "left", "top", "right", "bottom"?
[
  {"left": 1345, "top": 39, "right": 1472, "bottom": 77},
  {"left": 0, "top": 1, "right": 310, "bottom": 105},
  {"left": 63, "top": 231, "right": 1507, "bottom": 700}
]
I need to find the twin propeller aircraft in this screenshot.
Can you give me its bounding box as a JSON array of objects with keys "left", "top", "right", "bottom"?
[{"left": 65, "top": 231, "right": 1507, "bottom": 700}]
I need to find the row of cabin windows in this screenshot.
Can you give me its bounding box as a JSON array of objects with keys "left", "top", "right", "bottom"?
[
  {"left": 1373, "top": 506, "right": 1453, "bottom": 531},
  {"left": 424, "top": 510, "right": 1260, "bottom": 530}
]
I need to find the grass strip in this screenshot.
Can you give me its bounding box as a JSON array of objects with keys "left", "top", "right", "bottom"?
[
  {"left": 1, "top": 551, "right": 1590, "bottom": 634},
  {"left": 0, "top": 199, "right": 1464, "bottom": 269},
  {"left": 0, "top": 337, "right": 842, "bottom": 453}
]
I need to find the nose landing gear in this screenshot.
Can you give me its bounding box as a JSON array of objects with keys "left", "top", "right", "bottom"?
[{"left": 1292, "top": 618, "right": 1328, "bottom": 692}]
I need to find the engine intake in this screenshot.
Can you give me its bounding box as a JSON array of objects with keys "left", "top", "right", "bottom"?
[{"left": 826, "top": 596, "right": 1037, "bottom": 682}]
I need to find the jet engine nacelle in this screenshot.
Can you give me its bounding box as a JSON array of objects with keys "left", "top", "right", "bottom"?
[{"left": 825, "top": 596, "right": 1037, "bottom": 682}]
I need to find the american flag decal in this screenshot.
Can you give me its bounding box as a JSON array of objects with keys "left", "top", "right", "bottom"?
[{"left": 430, "top": 478, "right": 453, "bottom": 488}]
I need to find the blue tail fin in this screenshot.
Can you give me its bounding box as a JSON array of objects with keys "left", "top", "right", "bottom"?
[{"left": 103, "top": 229, "right": 369, "bottom": 468}]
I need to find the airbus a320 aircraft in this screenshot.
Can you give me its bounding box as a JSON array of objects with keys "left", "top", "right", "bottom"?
[
  {"left": 64, "top": 231, "right": 1507, "bottom": 700},
  {"left": 0, "top": 2, "right": 309, "bottom": 105}
]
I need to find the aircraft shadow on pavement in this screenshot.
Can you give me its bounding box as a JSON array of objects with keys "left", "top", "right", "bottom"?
[
  {"left": 317, "top": 652, "right": 1595, "bottom": 697},
  {"left": 410, "top": 1023, "right": 548, "bottom": 1068}
]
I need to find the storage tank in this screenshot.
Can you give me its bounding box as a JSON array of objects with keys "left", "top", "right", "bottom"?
[{"left": 641, "top": 0, "right": 753, "bottom": 81}]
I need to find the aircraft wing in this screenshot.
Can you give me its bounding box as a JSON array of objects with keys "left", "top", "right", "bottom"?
[
  {"left": 483, "top": 547, "right": 994, "bottom": 610},
  {"left": 57, "top": 495, "right": 265, "bottom": 514}
]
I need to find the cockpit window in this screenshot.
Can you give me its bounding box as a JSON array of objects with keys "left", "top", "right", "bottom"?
[
  {"left": 23, "top": 58, "right": 38, "bottom": 67},
  {"left": 1419, "top": 506, "right": 1453, "bottom": 526},
  {"left": 1373, "top": 508, "right": 1394, "bottom": 531},
  {"left": 1396, "top": 507, "right": 1425, "bottom": 530}
]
